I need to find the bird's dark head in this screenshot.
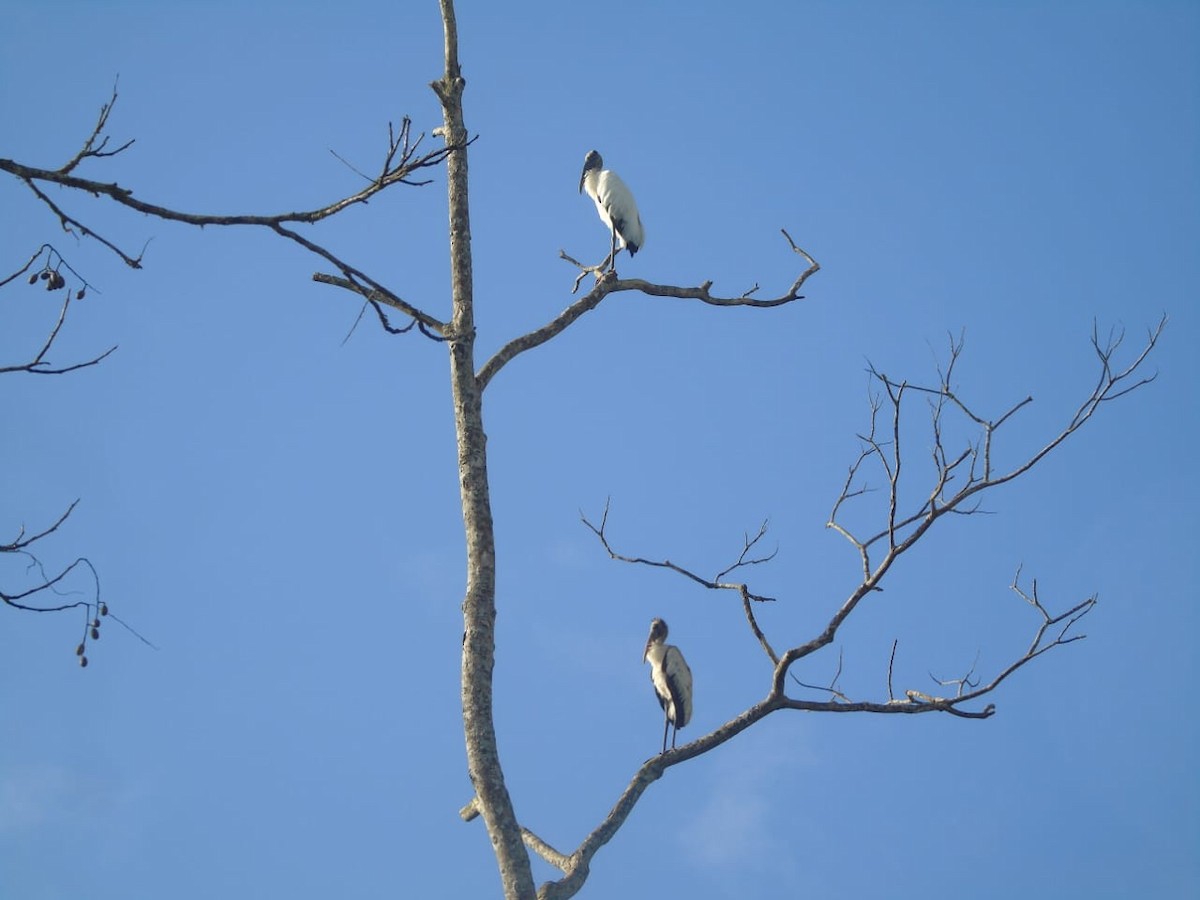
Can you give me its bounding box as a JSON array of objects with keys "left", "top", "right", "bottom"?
[
  {"left": 643, "top": 617, "right": 668, "bottom": 661},
  {"left": 579, "top": 149, "right": 603, "bottom": 193}
]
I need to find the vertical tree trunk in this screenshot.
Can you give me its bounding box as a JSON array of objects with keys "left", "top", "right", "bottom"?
[{"left": 433, "top": 2, "right": 535, "bottom": 897}]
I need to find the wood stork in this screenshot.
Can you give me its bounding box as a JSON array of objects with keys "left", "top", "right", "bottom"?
[
  {"left": 579, "top": 150, "right": 644, "bottom": 269},
  {"left": 643, "top": 618, "right": 693, "bottom": 754}
]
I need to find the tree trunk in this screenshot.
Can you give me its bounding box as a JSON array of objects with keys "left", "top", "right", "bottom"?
[{"left": 433, "top": 2, "right": 536, "bottom": 897}]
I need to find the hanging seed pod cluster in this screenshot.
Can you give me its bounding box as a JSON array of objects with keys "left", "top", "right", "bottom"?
[
  {"left": 25, "top": 245, "right": 92, "bottom": 300},
  {"left": 75, "top": 601, "right": 109, "bottom": 668}
]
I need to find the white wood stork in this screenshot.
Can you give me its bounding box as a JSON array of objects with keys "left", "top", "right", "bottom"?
[
  {"left": 643, "top": 618, "right": 693, "bottom": 754},
  {"left": 579, "top": 150, "right": 644, "bottom": 270}
]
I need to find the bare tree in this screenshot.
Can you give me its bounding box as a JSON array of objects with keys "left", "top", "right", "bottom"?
[
  {"left": 2, "top": 244, "right": 118, "bottom": 663},
  {"left": 0, "top": 2, "right": 1164, "bottom": 897}
]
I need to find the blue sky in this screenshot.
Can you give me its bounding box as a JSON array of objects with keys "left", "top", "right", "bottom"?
[{"left": 2, "top": 2, "right": 1197, "bottom": 898}]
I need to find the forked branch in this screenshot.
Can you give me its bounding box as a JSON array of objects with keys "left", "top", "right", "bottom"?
[
  {"left": 2, "top": 246, "right": 116, "bottom": 375},
  {"left": 477, "top": 233, "right": 819, "bottom": 391},
  {"left": 1, "top": 502, "right": 106, "bottom": 665},
  {"left": 544, "top": 321, "right": 1164, "bottom": 898},
  {"left": 1, "top": 88, "right": 460, "bottom": 337},
  {"left": 827, "top": 318, "right": 1166, "bottom": 574},
  {"left": 581, "top": 499, "right": 777, "bottom": 602}
]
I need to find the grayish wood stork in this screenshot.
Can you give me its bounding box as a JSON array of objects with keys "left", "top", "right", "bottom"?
[
  {"left": 579, "top": 150, "right": 644, "bottom": 269},
  {"left": 643, "top": 617, "right": 693, "bottom": 754}
]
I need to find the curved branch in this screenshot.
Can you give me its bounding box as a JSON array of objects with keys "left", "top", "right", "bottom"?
[
  {"left": 2, "top": 89, "right": 463, "bottom": 335},
  {"left": 477, "top": 275, "right": 615, "bottom": 390},
  {"left": 567, "top": 228, "right": 817, "bottom": 307},
  {"left": 311, "top": 272, "right": 443, "bottom": 333},
  {"left": 580, "top": 500, "right": 779, "bottom": 665},
  {"left": 830, "top": 317, "right": 1166, "bottom": 556},
  {"left": 3, "top": 500, "right": 80, "bottom": 553},
  {"left": 781, "top": 313, "right": 1155, "bottom": 691},
  {"left": 22, "top": 179, "right": 145, "bottom": 268},
  {"left": 580, "top": 500, "right": 777, "bottom": 604},
  {"left": 1, "top": 553, "right": 96, "bottom": 611},
  {"left": 554, "top": 322, "right": 1162, "bottom": 897},
  {"left": 535, "top": 696, "right": 780, "bottom": 899},
  {"left": 1, "top": 289, "right": 117, "bottom": 375},
  {"left": 528, "top": 560, "right": 1099, "bottom": 898},
  {"left": 537, "top": 607, "right": 1060, "bottom": 900},
  {"left": 1, "top": 136, "right": 461, "bottom": 230},
  {"left": 58, "top": 81, "right": 135, "bottom": 175},
  {"left": 477, "top": 235, "right": 819, "bottom": 391},
  {"left": 2, "top": 246, "right": 117, "bottom": 374}
]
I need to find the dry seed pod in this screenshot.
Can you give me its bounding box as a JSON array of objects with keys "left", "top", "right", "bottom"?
[
  {"left": 76, "top": 287, "right": 86, "bottom": 300},
  {"left": 28, "top": 273, "right": 39, "bottom": 284},
  {"left": 40, "top": 270, "right": 51, "bottom": 280},
  {"left": 91, "top": 627, "right": 100, "bottom": 640},
  {"left": 99, "top": 603, "right": 108, "bottom": 616},
  {"left": 80, "top": 656, "right": 89, "bottom": 668},
  {"left": 76, "top": 643, "right": 86, "bottom": 656},
  {"left": 92, "top": 618, "right": 100, "bottom": 628}
]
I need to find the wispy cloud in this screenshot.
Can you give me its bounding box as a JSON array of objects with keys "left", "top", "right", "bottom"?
[
  {"left": 679, "top": 731, "right": 816, "bottom": 874},
  {"left": 0, "top": 763, "right": 77, "bottom": 832},
  {"left": 0, "top": 762, "right": 129, "bottom": 833}
]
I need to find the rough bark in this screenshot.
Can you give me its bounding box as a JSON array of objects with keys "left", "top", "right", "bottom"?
[{"left": 432, "top": 2, "right": 536, "bottom": 897}]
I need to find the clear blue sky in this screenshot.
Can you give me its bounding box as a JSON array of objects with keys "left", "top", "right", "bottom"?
[{"left": 2, "top": 2, "right": 1197, "bottom": 898}]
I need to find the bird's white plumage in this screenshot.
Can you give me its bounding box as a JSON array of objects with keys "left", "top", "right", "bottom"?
[
  {"left": 580, "top": 150, "right": 644, "bottom": 257},
  {"left": 646, "top": 641, "right": 693, "bottom": 728},
  {"left": 643, "top": 618, "right": 693, "bottom": 753}
]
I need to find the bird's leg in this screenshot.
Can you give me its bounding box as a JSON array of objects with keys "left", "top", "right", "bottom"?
[
  {"left": 609, "top": 222, "right": 618, "bottom": 273},
  {"left": 661, "top": 714, "right": 670, "bottom": 755}
]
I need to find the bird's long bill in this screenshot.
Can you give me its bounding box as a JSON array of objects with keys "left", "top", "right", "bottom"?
[{"left": 642, "top": 635, "right": 654, "bottom": 663}]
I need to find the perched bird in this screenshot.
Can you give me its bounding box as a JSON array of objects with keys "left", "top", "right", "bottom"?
[
  {"left": 643, "top": 617, "right": 693, "bottom": 754},
  {"left": 579, "top": 150, "right": 644, "bottom": 267}
]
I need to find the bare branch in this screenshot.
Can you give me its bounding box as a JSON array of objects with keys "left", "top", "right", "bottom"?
[
  {"left": 776, "top": 323, "right": 1162, "bottom": 701},
  {"left": 826, "top": 389, "right": 883, "bottom": 579},
  {"left": 1, "top": 87, "right": 465, "bottom": 335},
  {"left": 580, "top": 502, "right": 779, "bottom": 667},
  {"left": 2, "top": 247, "right": 117, "bottom": 375},
  {"left": 0, "top": 553, "right": 98, "bottom": 612},
  {"left": 478, "top": 237, "right": 819, "bottom": 392},
  {"left": 58, "top": 81, "right": 135, "bottom": 175},
  {"left": 557, "top": 321, "right": 1162, "bottom": 898},
  {"left": 536, "top": 590, "right": 1083, "bottom": 900},
  {"left": 0, "top": 290, "right": 117, "bottom": 375},
  {"left": 22, "top": 179, "right": 145, "bottom": 268},
  {"left": 534, "top": 697, "right": 779, "bottom": 900},
  {"left": 790, "top": 646, "right": 851, "bottom": 702},
  {"left": 3, "top": 246, "right": 146, "bottom": 664},
  {"left": 828, "top": 319, "right": 1166, "bottom": 561},
  {"left": 713, "top": 520, "right": 777, "bottom": 582},
  {"left": 558, "top": 248, "right": 617, "bottom": 290},
  {"left": 1, "top": 244, "right": 53, "bottom": 289},
  {"left": 887, "top": 639, "right": 898, "bottom": 702},
  {"left": 521, "top": 829, "right": 572, "bottom": 874},
  {"left": 580, "top": 500, "right": 776, "bottom": 604},
  {"left": 1, "top": 126, "right": 464, "bottom": 231},
  {"left": 311, "top": 272, "right": 446, "bottom": 337},
  {"left": 3, "top": 501, "right": 80, "bottom": 554},
  {"left": 930, "top": 651, "right": 981, "bottom": 699},
  {"left": 478, "top": 272, "right": 616, "bottom": 390},
  {"left": 2, "top": 243, "right": 98, "bottom": 294},
  {"left": 564, "top": 229, "right": 818, "bottom": 307},
  {"left": 739, "top": 583, "right": 780, "bottom": 665}
]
